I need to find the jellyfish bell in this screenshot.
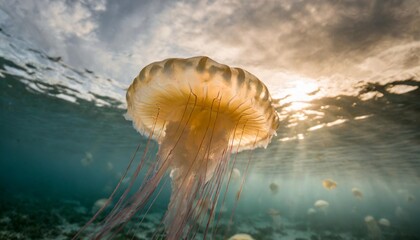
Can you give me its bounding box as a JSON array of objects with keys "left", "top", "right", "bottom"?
[
  {"left": 307, "top": 208, "right": 316, "bottom": 215},
  {"left": 231, "top": 168, "right": 241, "bottom": 180},
  {"left": 228, "top": 233, "right": 255, "bottom": 240},
  {"left": 322, "top": 179, "right": 337, "bottom": 190},
  {"left": 91, "top": 198, "right": 111, "bottom": 214},
  {"left": 314, "top": 200, "right": 329, "bottom": 211},
  {"left": 269, "top": 182, "right": 279, "bottom": 194},
  {"left": 378, "top": 218, "right": 390, "bottom": 227},
  {"left": 106, "top": 161, "right": 114, "bottom": 171},
  {"left": 81, "top": 152, "right": 93, "bottom": 166},
  {"left": 364, "top": 215, "right": 382, "bottom": 240},
  {"left": 352, "top": 187, "right": 363, "bottom": 199},
  {"left": 77, "top": 56, "right": 279, "bottom": 239}
]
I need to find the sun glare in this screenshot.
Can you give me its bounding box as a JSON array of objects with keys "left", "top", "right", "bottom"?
[{"left": 284, "top": 80, "right": 319, "bottom": 111}]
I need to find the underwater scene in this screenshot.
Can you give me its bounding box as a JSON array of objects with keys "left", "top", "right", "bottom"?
[{"left": 1, "top": 1, "right": 420, "bottom": 240}]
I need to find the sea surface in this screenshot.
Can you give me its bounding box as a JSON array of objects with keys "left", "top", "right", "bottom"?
[{"left": 1, "top": 27, "right": 420, "bottom": 240}]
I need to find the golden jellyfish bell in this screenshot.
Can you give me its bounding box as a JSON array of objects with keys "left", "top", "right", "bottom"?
[
  {"left": 322, "top": 179, "right": 337, "bottom": 190},
  {"left": 126, "top": 56, "right": 279, "bottom": 151}
]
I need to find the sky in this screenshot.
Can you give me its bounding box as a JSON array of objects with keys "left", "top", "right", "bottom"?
[{"left": 1, "top": 0, "right": 420, "bottom": 101}]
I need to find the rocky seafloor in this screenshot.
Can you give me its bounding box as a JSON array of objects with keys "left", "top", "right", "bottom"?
[{"left": 0, "top": 194, "right": 419, "bottom": 240}]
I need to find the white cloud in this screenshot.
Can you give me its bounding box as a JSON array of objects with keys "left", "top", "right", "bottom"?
[{"left": 44, "top": 1, "right": 97, "bottom": 39}]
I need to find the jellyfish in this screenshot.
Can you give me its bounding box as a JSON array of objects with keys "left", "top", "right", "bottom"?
[
  {"left": 269, "top": 182, "right": 279, "bottom": 194},
  {"left": 307, "top": 208, "right": 316, "bottom": 215},
  {"left": 314, "top": 200, "right": 329, "bottom": 212},
  {"left": 352, "top": 187, "right": 363, "bottom": 199},
  {"left": 81, "top": 152, "right": 93, "bottom": 166},
  {"left": 75, "top": 56, "right": 279, "bottom": 239},
  {"left": 106, "top": 161, "right": 114, "bottom": 171},
  {"left": 364, "top": 215, "right": 382, "bottom": 240},
  {"left": 378, "top": 218, "right": 390, "bottom": 227},
  {"left": 91, "top": 198, "right": 110, "bottom": 214},
  {"left": 231, "top": 168, "right": 241, "bottom": 180},
  {"left": 228, "top": 233, "right": 255, "bottom": 240},
  {"left": 322, "top": 179, "right": 337, "bottom": 190}
]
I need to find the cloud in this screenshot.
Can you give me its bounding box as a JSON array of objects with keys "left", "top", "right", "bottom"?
[
  {"left": 44, "top": 1, "right": 97, "bottom": 39},
  {"left": 1, "top": 0, "right": 419, "bottom": 97},
  {"left": 154, "top": 0, "right": 420, "bottom": 79}
]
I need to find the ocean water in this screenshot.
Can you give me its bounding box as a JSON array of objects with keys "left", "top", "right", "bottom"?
[{"left": 1, "top": 28, "right": 420, "bottom": 240}]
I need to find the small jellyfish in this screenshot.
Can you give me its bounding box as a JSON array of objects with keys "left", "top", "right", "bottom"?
[
  {"left": 364, "top": 215, "right": 382, "bottom": 240},
  {"left": 75, "top": 56, "right": 279, "bottom": 239},
  {"left": 269, "top": 182, "right": 279, "bottom": 194},
  {"left": 322, "top": 179, "right": 337, "bottom": 190},
  {"left": 378, "top": 218, "right": 390, "bottom": 227},
  {"left": 352, "top": 187, "right": 363, "bottom": 199},
  {"left": 307, "top": 208, "right": 316, "bottom": 215},
  {"left": 106, "top": 161, "right": 114, "bottom": 171},
  {"left": 91, "top": 198, "right": 110, "bottom": 214},
  {"left": 228, "top": 233, "right": 255, "bottom": 240},
  {"left": 231, "top": 168, "right": 241, "bottom": 180},
  {"left": 314, "top": 200, "right": 329, "bottom": 211},
  {"left": 80, "top": 152, "right": 93, "bottom": 166}
]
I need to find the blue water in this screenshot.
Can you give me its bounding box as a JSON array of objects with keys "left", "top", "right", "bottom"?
[{"left": 1, "top": 32, "right": 420, "bottom": 240}]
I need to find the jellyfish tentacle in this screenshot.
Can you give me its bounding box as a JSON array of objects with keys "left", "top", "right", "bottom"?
[
  {"left": 187, "top": 94, "right": 229, "bottom": 238},
  {"left": 185, "top": 146, "right": 229, "bottom": 239},
  {"left": 148, "top": 96, "right": 204, "bottom": 239},
  {"left": 224, "top": 130, "right": 259, "bottom": 238},
  {"left": 102, "top": 95, "right": 199, "bottom": 238},
  {"left": 212, "top": 115, "right": 245, "bottom": 235},
  {"left": 72, "top": 142, "right": 143, "bottom": 240},
  {"left": 92, "top": 109, "right": 162, "bottom": 239},
  {"left": 184, "top": 94, "right": 224, "bottom": 233},
  {"left": 163, "top": 93, "right": 221, "bottom": 239},
  {"left": 105, "top": 108, "right": 160, "bottom": 222},
  {"left": 192, "top": 119, "right": 238, "bottom": 239}
]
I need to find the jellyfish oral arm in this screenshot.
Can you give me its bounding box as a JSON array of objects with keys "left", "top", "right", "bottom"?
[{"left": 158, "top": 105, "right": 236, "bottom": 239}]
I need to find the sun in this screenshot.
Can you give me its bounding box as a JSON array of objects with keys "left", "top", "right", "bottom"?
[{"left": 284, "top": 80, "right": 319, "bottom": 111}]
